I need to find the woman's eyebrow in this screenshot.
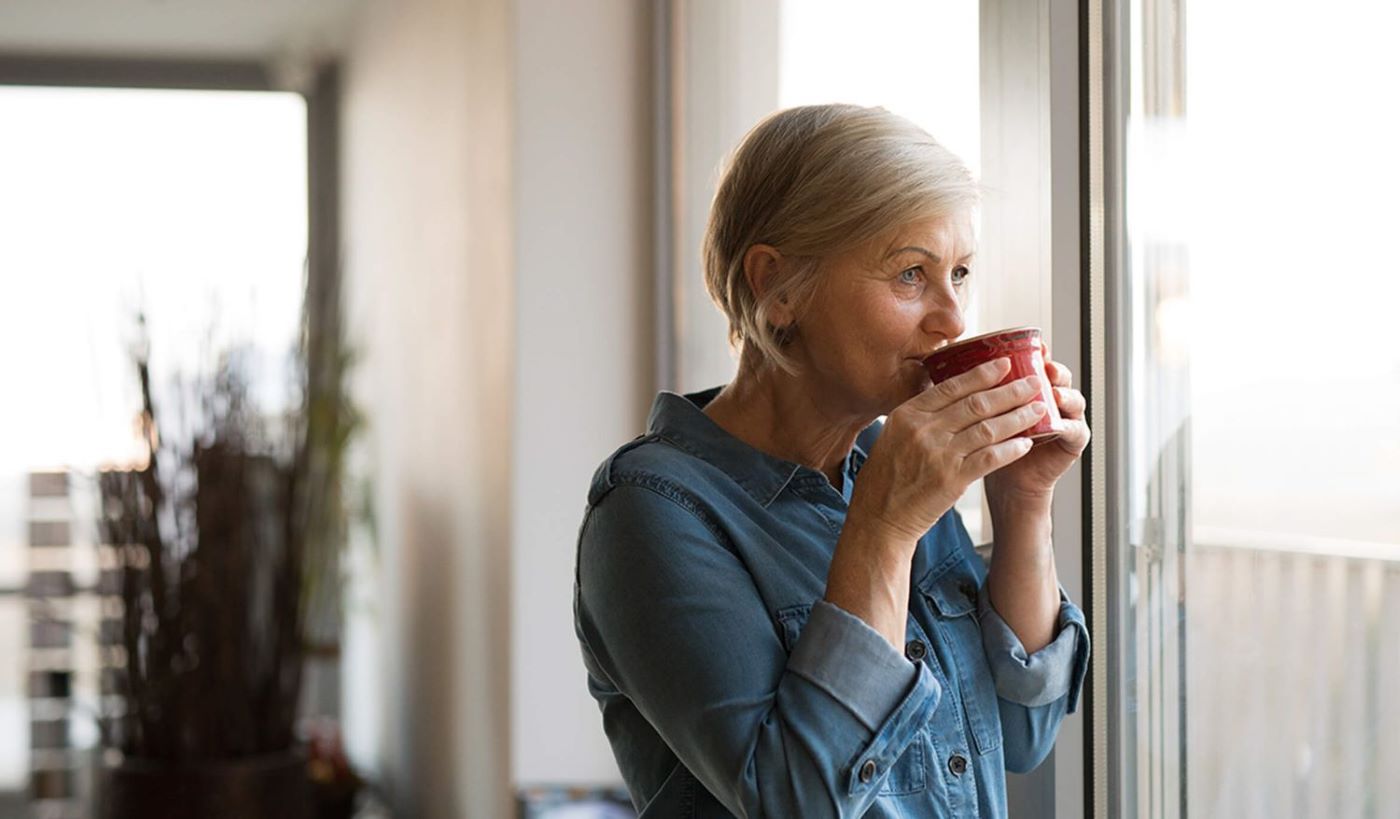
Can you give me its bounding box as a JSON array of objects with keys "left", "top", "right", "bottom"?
[{"left": 885, "top": 246, "right": 976, "bottom": 263}]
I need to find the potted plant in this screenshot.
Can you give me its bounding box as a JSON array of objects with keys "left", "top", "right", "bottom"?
[{"left": 94, "top": 303, "right": 359, "bottom": 819}]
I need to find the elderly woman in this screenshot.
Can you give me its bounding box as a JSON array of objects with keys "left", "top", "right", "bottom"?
[{"left": 574, "top": 104, "right": 1090, "bottom": 818}]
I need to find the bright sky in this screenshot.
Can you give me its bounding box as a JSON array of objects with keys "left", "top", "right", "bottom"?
[{"left": 0, "top": 87, "right": 307, "bottom": 557}]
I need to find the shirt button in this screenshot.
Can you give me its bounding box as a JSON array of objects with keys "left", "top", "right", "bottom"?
[
  {"left": 904, "top": 639, "right": 927, "bottom": 662},
  {"left": 959, "top": 581, "right": 978, "bottom": 603},
  {"left": 859, "top": 759, "right": 878, "bottom": 783},
  {"left": 948, "top": 754, "right": 968, "bottom": 776}
]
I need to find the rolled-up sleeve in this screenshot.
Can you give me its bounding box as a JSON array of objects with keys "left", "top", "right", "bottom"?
[
  {"left": 978, "top": 588, "right": 1089, "bottom": 709},
  {"left": 789, "top": 601, "right": 923, "bottom": 730},
  {"left": 576, "top": 482, "right": 942, "bottom": 817},
  {"left": 977, "top": 586, "right": 1090, "bottom": 772}
]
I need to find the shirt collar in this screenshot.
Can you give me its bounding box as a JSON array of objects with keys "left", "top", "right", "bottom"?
[{"left": 646, "top": 387, "right": 876, "bottom": 508}]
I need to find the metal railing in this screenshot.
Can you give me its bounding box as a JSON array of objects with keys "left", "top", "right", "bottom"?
[{"left": 1188, "top": 528, "right": 1400, "bottom": 818}]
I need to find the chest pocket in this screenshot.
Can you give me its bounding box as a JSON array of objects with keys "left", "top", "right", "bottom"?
[
  {"left": 775, "top": 603, "right": 928, "bottom": 796},
  {"left": 916, "top": 557, "right": 1003, "bottom": 755}
]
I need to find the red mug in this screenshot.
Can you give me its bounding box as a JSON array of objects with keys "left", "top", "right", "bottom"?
[{"left": 922, "top": 326, "right": 1064, "bottom": 442}]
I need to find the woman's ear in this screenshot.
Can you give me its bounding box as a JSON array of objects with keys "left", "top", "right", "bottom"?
[{"left": 742, "top": 243, "right": 795, "bottom": 328}]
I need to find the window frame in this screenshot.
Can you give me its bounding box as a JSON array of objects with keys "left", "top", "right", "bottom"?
[{"left": 979, "top": 1, "right": 1092, "bottom": 815}]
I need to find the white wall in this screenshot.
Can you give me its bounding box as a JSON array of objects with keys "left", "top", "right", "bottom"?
[
  {"left": 673, "top": 0, "right": 780, "bottom": 394},
  {"left": 340, "top": 0, "right": 514, "bottom": 816},
  {"left": 342, "top": 0, "right": 654, "bottom": 804},
  {"left": 510, "top": 0, "right": 653, "bottom": 786}
]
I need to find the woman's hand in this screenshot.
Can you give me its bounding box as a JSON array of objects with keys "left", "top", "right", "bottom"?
[
  {"left": 984, "top": 349, "right": 1090, "bottom": 506},
  {"left": 848, "top": 357, "right": 1043, "bottom": 544}
]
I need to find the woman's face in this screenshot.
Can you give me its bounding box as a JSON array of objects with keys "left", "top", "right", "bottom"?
[{"left": 788, "top": 213, "right": 975, "bottom": 418}]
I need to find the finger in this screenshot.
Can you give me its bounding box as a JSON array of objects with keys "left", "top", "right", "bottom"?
[
  {"left": 916, "top": 357, "right": 1012, "bottom": 411},
  {"left": 962, "top": 435, "right": 1035, "bottom": 481},
  {"left": 1045, "top": 359, "right": 1073, "bottom": 388},
  {"left": 950, "top": 400, "right": 1047, "bottom": 453},
  {"left": 944, "top": 375, "right": 1042, "bottom": 432},
  {"left": 1052, "top": 417, "right": 1091, "bottom": 456},
  {"left": 1054, "top": 386, "right": 1086, "bottom": 418}
]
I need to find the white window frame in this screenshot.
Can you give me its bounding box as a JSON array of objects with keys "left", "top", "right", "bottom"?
[{"left": 979, "top": 1, "right": 1089, "bottom": 816}]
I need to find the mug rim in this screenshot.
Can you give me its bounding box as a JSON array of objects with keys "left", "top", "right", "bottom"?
[{"left": 927, "top": 325, "right": 1042, "bottom": 360}]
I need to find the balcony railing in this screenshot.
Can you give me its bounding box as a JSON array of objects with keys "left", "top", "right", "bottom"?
[{"left": 1188, "top": 527, "right": 1400, "bottom": 818}]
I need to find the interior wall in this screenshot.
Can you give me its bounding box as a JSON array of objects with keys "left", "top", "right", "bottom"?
[
  {"left": 339, "top": 0, "right": 514, "bottom": 816},
  {"left": 673, "top": 0, "right": 780, "bottom": 395},
  {"left": 510, "top": 0, "right": 653, "bottom": 787}
]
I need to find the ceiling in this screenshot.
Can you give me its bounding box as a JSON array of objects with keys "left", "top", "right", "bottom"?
[{"left": 0, "top": 0, "right": 368, "bottom": 62}]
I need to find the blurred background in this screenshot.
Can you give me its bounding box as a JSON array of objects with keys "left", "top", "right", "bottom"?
[{"left": 0, "top": 1, "right": 1395, "bottom": 818}]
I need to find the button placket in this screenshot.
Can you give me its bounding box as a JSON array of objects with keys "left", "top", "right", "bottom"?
[{"left": 902, "top": 617, "right": 944, "bottom": 679}]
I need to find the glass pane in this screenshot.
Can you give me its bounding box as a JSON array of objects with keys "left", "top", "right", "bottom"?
[
  {"left": 1183, "top": 2, "right": 1400, "bottom": 817},
  {"left": 1113, "top": 0, "right": 1190, "bottom": 814},
  {"left": 1115, "top": 1, "right": 1400, "bottom": 816}
]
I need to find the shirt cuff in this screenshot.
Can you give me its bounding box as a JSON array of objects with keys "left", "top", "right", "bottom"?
[
  {"left": 978, "top": 587, "right": 1090, "bottom": 711},
  {"left": 787, "top": 599, "right": 921, "bottom": 731}
]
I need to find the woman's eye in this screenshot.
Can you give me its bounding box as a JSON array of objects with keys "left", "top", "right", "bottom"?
[
  {"left": 951, "top": 265, "right": 971, "bottom": 285},
  {"left": 898, "top": 266, "right": 924, "bottom": 285}
]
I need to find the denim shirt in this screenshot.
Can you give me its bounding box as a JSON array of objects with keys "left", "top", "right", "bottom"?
[{"left": 574, "top": 387, "right": 1090, "bottom": 818}]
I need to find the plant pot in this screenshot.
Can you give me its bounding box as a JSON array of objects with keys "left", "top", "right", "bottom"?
[
  {"left": 312, "top": 778, "right": 361, "bottom": 819},
  {"left": 100, "top": 749, "right": 312, "bottom": 819}
]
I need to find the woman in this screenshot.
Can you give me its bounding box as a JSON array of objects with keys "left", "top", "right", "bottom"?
[{"left": 574, "top": 104, "right": 1090, "bottom": 818}]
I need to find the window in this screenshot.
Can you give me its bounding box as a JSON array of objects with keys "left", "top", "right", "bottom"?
[
  {"left": 0, "top": 84, "right": 307, "bottom": 816},
  {"left": 1102, "top": 0, "right": 1400, "bottom": 814}
]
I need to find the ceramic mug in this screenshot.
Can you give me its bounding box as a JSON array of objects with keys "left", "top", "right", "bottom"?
[{"left": 922, "top": 326, "right": 1064, "bottom": 442}]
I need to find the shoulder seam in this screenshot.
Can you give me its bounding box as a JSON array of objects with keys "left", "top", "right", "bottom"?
[{"left": 607, "top": 471, "right": 729, "bottom": 543}]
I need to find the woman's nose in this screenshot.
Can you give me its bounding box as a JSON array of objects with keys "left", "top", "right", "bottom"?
[{"left": 920, "top": 287, "right": 966, "bottom": 341}]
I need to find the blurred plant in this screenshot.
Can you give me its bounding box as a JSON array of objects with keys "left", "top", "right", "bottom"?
[{"left": 95, "top": 283, "right": 360, "bottom": 760}]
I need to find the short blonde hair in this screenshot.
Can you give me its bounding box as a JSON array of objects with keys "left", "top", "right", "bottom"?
[{"left": 702, "top": 104, "right": 981, "bottom": 375}]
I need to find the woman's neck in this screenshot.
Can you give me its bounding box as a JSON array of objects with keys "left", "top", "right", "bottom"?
[{"left": 703, "top": 350, "right": 876, "bottom": 487}]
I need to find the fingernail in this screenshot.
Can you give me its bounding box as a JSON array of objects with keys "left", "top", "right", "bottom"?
[{"left": 1023, "top": 375, "right": 1041, "bottom": 389}]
